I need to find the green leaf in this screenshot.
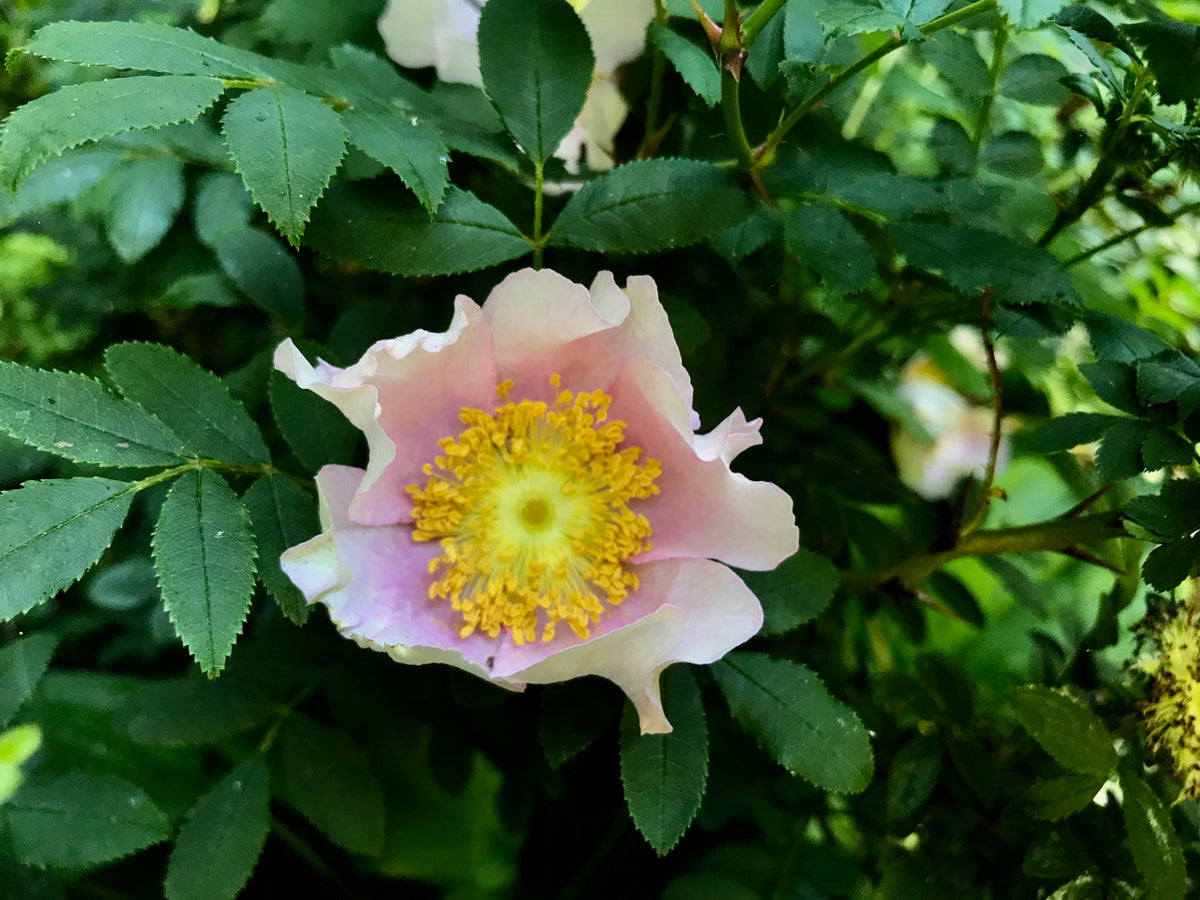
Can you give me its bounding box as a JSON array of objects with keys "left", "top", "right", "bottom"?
[
  {"left": 999, "top": 54, "right": 1072, "bottom": 105},
  {"left": 213, "top": 227, "right": 305, "bottom": 326},
  {"left": 0, "top": 360, "right": 188, "bottom": 466},
  {"left": 784, "top": 203, "right": 875, "bottom": 294},
  {"left": 1010, "top": 686, "right": 1117, "bottom": 776},
  {"left": 648, "top": 25, "right": 719, "bottom": 106},
  {"left": 1079, "top": 361, "right": 1140, "bottom": 414},
  {"left": 1142, "top": 536, "right": 1200, "bottom": 592},
  {"left": 120, "top": 675, "right": 274, "bottom": 746},
  {"left": 710, "top": 207, "right": 780, "bottom": 263},
  {"left": 920, "top": 31, "right": 990, "bottom": 100},
  {"left": 104, "top": 342, "right": 269, "bottom": 465},
  {"left": 1123, "top": 18, "right": 1200, "bottom": 105},
  {"left": 152, "top": 468, "right": 257, "bottom": 676},
  {"left": 744, "top": 547, "right": 839, "bottom": 637},
  {"left": 1083, "top": 310, "right": 1170, "bottom": 362},
  {"left": 342, "top": 106, "right": 449, "bottom": 214},
  {"left": 619, "top": 667, "right": 708, "bottom": 855},
  {"left": 3, "top": 772, "right": 169, "bottom": 869},
  {"left": 1120, "top": 772, "right": 1186, "bottom": 900},
  {"left": 888, "top": 222, "right": 1075, "bottom": 305},
  {"left": 477, "top": 0, "right": 593, "bottom": 163},
  {"left": 926, "top": 572, "right": 985, "bottom": 628},
  {"left": 221, "top": 85, "right": 347, "bottom": 244},
  {"left": 1051, "top": 6, "right": 1139, "bottom": 59},
  {"left": 103, "top": 159, "right": 186, "bottom": 262},
  {"left": 0, "top": 633, "right": 57, "bottom": 727},
  {"left": 0, "top": 75, "right": 225, "bottom": 191},
  {"left": 539, "top": 678, "right": 623, "bottom": 768},
  {"left": 1025, "top": 412, "right": 1120, "bottom": 453},
  {"left": 548, "top": 159, "right": 754, "bottom": 253},
  {"left": 193, "top": 171, "right": 255, "bottom": 248},
  {"left": 19, "top": 20, "right": 274, "bottom": 79},
  {"left": 278, "top": 713, "right": 385, "bottom": 855},
  {"left": 1094, "top": 419, "right": 1151, "bottom": 482},
  {"left": 1137, "top": 356, "right": 1200, "bottom": 415},
  {"left": 1027, "top": 772, "right": 1107, "bottom": 820},
  {"left": 1127, "top": 480, "right": 1200, "bottom": 539},
  {"left": 885, "top": 735, "right": 941, "bottom": 823},
  {"left": 0, "top": 478, "right": 136, "bottom": 621},
  {"left": 713, "top": 652, "right": 873, "bottom": 793},
  {"left": 996, "top": 0, "right": 1068, "bottom": 30},
  {"left": 817, "top": 0, "right": 910, "bottom": 37},
  {"left": 242, "top": 474, "right": 318, "bottom": 626},
  {"left": 980, "top": 131, "right": 1043, "bottom": 177},
  {"left": 304, "top": 183, "right": 530, "bottom": 276},
  {"left": 165, "top": 757, "right": 270, "bottom": 900},
  {"left": 159, "top": 272, "right": 241, "bottom": 309},
  {"left": 268, "top": 367, "right": 359, "bottom": 473}
]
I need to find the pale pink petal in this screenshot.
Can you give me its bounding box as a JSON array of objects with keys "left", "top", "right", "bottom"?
[
  {"left": 610, "top": 359, "right": 799, "bottom": 570},
  {"left": 693, "top": 408, "right": 764, "bottom": 465},
  {"left": 281, "top": 465, "right": 503, "bottom": 678},
  {"left": 501, "top": 559, "right": 763, "bottom": 734},
  {"left": 578, "top": 0, "right": 656, "bottom": 74},
  {"left": 274, "top": 297, "right": 497, "bottom": 526},
  {"left": 378, "top": 0, "right": 483, "bottom": 85}
]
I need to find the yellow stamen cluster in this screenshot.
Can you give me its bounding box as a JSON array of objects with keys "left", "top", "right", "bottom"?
[
  {"left": 1138, "top": 594, "right": 1200, "bottom": 799},
  {"left": 406, "top": 377, "right": 661, "bottom": 645}
]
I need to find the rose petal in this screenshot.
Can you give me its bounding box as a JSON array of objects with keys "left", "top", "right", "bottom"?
[
  {"left": 502, "top": 558, "right": 763, "bottom": 734},
  {"left": 282, "top": 465, "right": 504, "bottom": 679},
  {"left": 378, "top": 0, "right": 483, "bottom": 85},
  {"left": 578, "top": 0, "right": 656, "bottom": 74},
  {"left": 611, "top": 359, "right": 799, "bottom": 570},
  {"left": 274, "top": 298, "right": 497, "bottom": 526}
]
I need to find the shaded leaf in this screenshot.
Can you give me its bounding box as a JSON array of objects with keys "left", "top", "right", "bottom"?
[
  {"left": 745, "top": 547, "right": 839, "bottom": 636},
  {"left": 886, "top": 735, "right": 941, "bottom": 822},
  {"left": 0, "top": 478, "right": 136, "bottom": 621},
  {"left": 120, "top": 676, "right": 274, "bottom": 746},
  {"left": 999, "top": 53, "right": 1072, "bottom": 105},
  {"left": 165, "top": 757, "right": 270, "bottom": 900},
  {"left": 713, "top": 652, "right": 873, "bottom": 793},
  {"left": 1120, "top": 772, "right": 1186, "bottom": 900},
  {"left": 213, "top": 227, "right": 305, "bottom": 326},
  {"left": 784, "top": 203, "right": 875, "bottom": 294},
  {"left": 268, "top": 368, "right": 359, "bottom": 473},
  {"left": 1010, "top": 686, "right": 1117, "bottom": 776},
  {"left": 0, "top": 633, "right": 57, "bottom": 727},
  {"left": 104, "top": 159, "right": 186, "bottom": 262},
  {"left": 548, "top": 159, "right": 754, "bottom": 253},
  {"left": 648, "top": 25, "right": 719, "bottom": 106},
  {"left": 152, "top": 468, "right": 257, "bottom": 676},
  {"left": 1142, "top": 536, "right": 1200, "bottom": 592},
  {"left": 539, "top": 678, "right": 624, "bottom": 768},
  {"left": 193, "top": 171, "right": 255, "bottom": 248},
  {"left": 242, "top": 474, "right": 318, "bottom": 625},
  {"left": 3, "top": 772, "right": 169, "bottom": 869},
  {"left": 1028, "top": 772, "right": 1108, "bottom": 820},
  {"left": 1123, "top": 18, "right": 1200, "bottom": 105}
]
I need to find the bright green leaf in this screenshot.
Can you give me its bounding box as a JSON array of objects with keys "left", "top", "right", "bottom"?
[
  {"left": 1120, "top": 772, "right": 1186, "bottom": 900},
  {"left": 0, "top": 75, "right": 224, "bottom": 191},
  {"left": 648, "top": 25, "right": 719, "bottom": 106},
  {"left": 152, "top": 468, "right": 257, "bottom": 676},
  {"left": 477, "top": 0, "right": 593, "bottom": 163},
  {"left": 304, "top": 184, "right": 530, "bottom": 275},
  {"left": 0, "top": 633, "right": 57, "bottom": 727},
  {"left": 278, "top": 713, "right": 385, "bottom": 855},
  {"left": 222, "top": 85, "right": 347, "bottom": 244},
  {"left": 1010, "top": 686, "right": 1117, "bottom": 776},
  {"left": 548, "top": 159, "right": 754, "bottom": 253},
  {"left": 165, "top": 757, "right": 270, "bottom": 900},
  {"left": 713, "top": 652, "right": 873, "bottom": 793},
  {"left": 619, "top": 667, "right": 708, "bottom": 855},
  {"left": 3, "top": 772, "right": 169, "bottom": 869},
  {"left": 242, "top": 474, "right": 318, "bottom": 626},
  {"left": 0, "top": 478, "right": 136, "bottom": 621},
  {"left": 0, "top": 360, "right": 188, "bottom": 466},
  {"left": 104, "top": 342, "right": 269, "bottom": 465}
]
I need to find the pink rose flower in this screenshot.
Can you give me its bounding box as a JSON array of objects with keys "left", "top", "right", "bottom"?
[{"left": 275, "top": 269, "right": 798, "bottom": 733}]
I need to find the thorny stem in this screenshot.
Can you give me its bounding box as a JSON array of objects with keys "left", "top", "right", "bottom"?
[
  {"left": 839, "top": 510, "right": 1128, "bottom": 593},
  {"left": 756, "top": 0, "right": 998, "bottom": 166},
  {"left": 741, "top": 0, "right": 788, "bottom": 47},
  {"left": 1037, "top": 64, "right": 1153, "bottom": 248},
  {"left": 960, "top": 287, "right": 1002, "bottom": 535}
]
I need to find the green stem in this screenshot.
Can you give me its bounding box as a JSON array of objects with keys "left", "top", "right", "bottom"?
[
  {"left": 742, "top": 0, "right": 788, "bottom": 47},
  {"left": 839, "top": 511, "right": 1128, "bottom": 593},
  {"left": 722, "top": 68, "right": 756, "bottom": 169},
  {"left": 969, "top": 22, "right": 1007, "bottom": 167},
  {"left": 1037, "top": 65, "right": 1152, "bottom": 248},
  {"left": 532, "top": 160, "right": 545, "bottom": 270},
  {"left": 637, "top": 0, "right": 670, "bottom": 158},
  {"left": 1065, "top": 199, "right": 1200, "bottom": 267},
  {"left": 757, "top": 0, "right": 998, "bottom": 164}
]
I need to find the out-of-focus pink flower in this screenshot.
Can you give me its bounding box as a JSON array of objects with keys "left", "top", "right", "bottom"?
[
  {"left": 275, "top": 269, "right": 798, "bottom": 733},
  {"left": 377, "top": 0, "right": 655, "bottom": 171}
]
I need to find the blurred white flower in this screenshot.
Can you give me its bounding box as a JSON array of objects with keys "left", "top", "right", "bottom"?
[{"left": 378, "top": 0, "right": 654, "bottom": 170}]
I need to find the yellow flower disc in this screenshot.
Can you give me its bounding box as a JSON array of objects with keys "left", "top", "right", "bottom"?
[
  {"left": 407, "top": 377, "right": 661, "bottom": 645},
  {"left": 1139, "top": 596, "right": 1200, "bottom": 799}
]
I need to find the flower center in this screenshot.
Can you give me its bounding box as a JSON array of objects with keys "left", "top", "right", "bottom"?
[{"left": 406, "top": 376, "right": 661, "bottom": 645}]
